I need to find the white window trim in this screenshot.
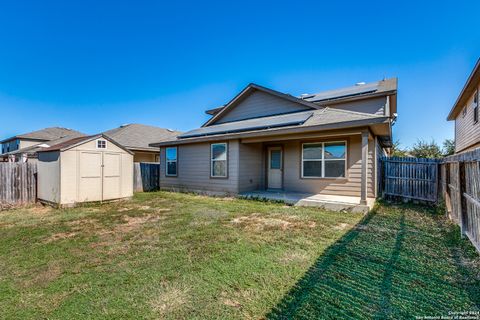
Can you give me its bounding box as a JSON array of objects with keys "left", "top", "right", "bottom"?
[
  {"left": 301, "top": 141, "right": 347, "bottom": 179},
  {"left": 210, "top": 142, "right": 228, "bottom": 178},
  {"left": 165, "top": 147, "right": 178, "bottom": 177},
  {"left": 96, "top": 139, "right": 107, "bottom": 149}
]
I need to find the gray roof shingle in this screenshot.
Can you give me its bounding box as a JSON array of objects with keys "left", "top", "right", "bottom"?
[
  {"left": 0, "top": 127, "right": 85, "bottom": 143},
  {"left": 103, "top": 124, "right": 181, "bottom": 151}
]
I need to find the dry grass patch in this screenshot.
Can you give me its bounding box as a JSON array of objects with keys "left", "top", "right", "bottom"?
[
  {"left": 231, "top": 213, "right": 317, "bottom": 231},
  {"left": 150, "top": 282, "right": 191, "bottom": 317}
]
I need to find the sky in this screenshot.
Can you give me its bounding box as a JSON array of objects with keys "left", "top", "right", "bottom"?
[{"left": 0, "top": 1, "right": 479, "bottom": 149}]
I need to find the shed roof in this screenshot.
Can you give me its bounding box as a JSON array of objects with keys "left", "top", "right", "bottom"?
[
  {"left": 0, "top": 127, "right": 85, "bottom": 144},
  {"left": 39, "top": 134, "right": 134, "bottom": 154},
  {"left": 447, "top": 58, "right": 480, "bottom": 121},
  {"left": 103, "top": 124, "right": 181, "bottom": 152}
]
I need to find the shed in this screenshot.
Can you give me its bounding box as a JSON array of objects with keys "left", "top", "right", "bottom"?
[{"left": 37, "top": 134, "right": 134, "bottom": 206}]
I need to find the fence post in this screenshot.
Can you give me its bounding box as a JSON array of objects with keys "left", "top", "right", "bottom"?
[{"left": 459, "top": 161, "right": 467, "bottom": 237}]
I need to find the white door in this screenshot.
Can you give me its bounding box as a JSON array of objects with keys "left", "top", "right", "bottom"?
[
  {"left": 268, "top": 147, "right": 282, "bottom": 189},
  {"left": 102, "top": 152, "right": 121, "bottom": 200},
  {"left": 78, "top": 151, "right": 103, "bottom": 202}
]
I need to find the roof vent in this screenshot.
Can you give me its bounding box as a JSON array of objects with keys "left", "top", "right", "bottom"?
[
  {"left": 120, "top": 123, "right": 130, "bottom": 128},
  {"left": 355, "top": 82, "right": 366, "bottom": 86},
  {"left": 167, "top": 128, "right": 175, "bottom": 132},
  {"left": 300, "top": 93, "right": 310, "bottom": 98}
]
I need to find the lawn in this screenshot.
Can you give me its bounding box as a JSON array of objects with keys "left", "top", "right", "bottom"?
[{"left": 0, "top": 192, "right": 478, "bottom": 319}]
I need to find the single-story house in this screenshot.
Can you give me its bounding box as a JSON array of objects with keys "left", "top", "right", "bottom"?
[
  {"left": 151, "top": 79, "right": 397, "bottom": 209},
  {"left": 103, "top": 123, "right": 181, "bottom": 162},
  {"left": 447, "top": 58, "right": 480, "bottom": 153},
  {"left": 0, "top": 127, "right": 85, "bottom": 162},
  {"left": 37, "top": 134, "right": 133, "bottom": 207}
]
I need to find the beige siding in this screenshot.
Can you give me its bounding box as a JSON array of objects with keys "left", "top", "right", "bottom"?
[
  {"left": 215, "top": 91, "right": 312, "bottom": 124},
  {"left": 327, "top": 97, "right": 386, "bottom": 116},
  {"left": 133, "top": 151, "right": 158, "bottom": 163},
  {"left": 160, "top": 140, "right": 240, "bottom": 194},
  {"left": 238, "top": 143, "right": 264, "bottom": 192},
  {"left": 38, "top": 138, "right": 133, "bottom": 206},
  {"left": 455, "top": 83, "right": 480, "bottom": 152},
  {"left": 282, "top": 135, "right": 375, "bottom": 197},
  {"left": 19, "top": 140, "right": 42, "bottom": 149},
  {"left": 37, "top": 152, "right": 61, "bottom": 203}
]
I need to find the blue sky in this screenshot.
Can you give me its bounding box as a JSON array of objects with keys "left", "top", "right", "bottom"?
[{"left": 0, "top": 1, "right": 479, "bottom": 149}]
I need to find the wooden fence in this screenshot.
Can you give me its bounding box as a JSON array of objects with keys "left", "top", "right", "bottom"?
[
  {"left": 0, "top": 162, "right": 37, "bottom": 207},
  {"left": 381, "top": 156, "right": 440, "bottom": 203},
  {"left": 441, "top": 149, "right": 480, "bottom": 253},
  {"left": 133, "top": 162, "right": 160, "bottom": 192}
]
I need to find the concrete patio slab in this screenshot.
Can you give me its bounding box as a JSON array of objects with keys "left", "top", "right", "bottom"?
[{"left": 239, "top": 190, "right": 374, "bottom": 213}]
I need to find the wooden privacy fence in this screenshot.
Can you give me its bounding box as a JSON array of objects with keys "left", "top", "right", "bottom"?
[
  {"left": 0, "top": 162, "right": 37, "bottom": 207},
  {"left": 133, "top": 162, "right": 160, "bottom": 192},
  {"left": 381, "top": 156, "right": 440, "bottom": 203},
  {"left": 441, "top": 149, "right": 480, "bottom": 253}
]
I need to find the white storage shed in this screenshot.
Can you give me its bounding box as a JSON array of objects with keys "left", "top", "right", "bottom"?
[{"left": 37, "top": 134, "right": 134, "bottom": 206}]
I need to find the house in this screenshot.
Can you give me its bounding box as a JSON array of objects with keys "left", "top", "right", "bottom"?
[
  {"left": 447, "top": 58, "right": 480, "bottom": 153},
  {"left": 103, "top": 124, "right": 181, "bottom": 162},
  {"left": 0, "top": 127, "right": 85, "bottom": 162},
  {"left": 37, "top": 134, "right": 133, "bottom": 207},
  {"left": 151, "top": 79, "right": 397, "bottom": 210}
]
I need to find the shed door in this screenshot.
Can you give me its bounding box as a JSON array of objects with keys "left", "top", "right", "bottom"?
[
  {"left": 78, "top": 151, "right": 103, "bottom": 202},
  {"left": 102, "top": 152, "right": 121, "bottom": 200}
]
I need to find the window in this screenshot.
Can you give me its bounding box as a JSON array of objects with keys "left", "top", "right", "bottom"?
[
  {"left": 97, "top": 140, "right": 106, "bottom": 149},
  {"left": 166, "top": 147, "right": 177, "bottom": 176},
  {"left": 302, "top": 142, "right": 346, "bottom": 178},
  {"left": 211, "top": 143, "right": 227, "bottom": 177},
  {"left": 463, "top": 106, "right": 467, "bottom": 117},
  {"left": 474, "top": 90, "right": 478, "bottom": 124}
]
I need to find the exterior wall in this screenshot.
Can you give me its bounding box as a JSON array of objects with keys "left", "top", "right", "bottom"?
[
  {"left": 37, "top": 151, "right": 61, "bottom": 203},
  {"left": 238, "top": 143, "right": 264, "bottom": 192},
  {"left": 455, "top": 82, "right": 480, "bottom": 152},
  {"left": 133, "top": 151, "right": 159, "bottom": 163},
  {"left": 327, "top": 97, "right": 386, "bottom": 116},
  {"left": 19, "top": 140, "right": 42, "bottom": 149},
  {"left": 159, "top": 140, "right": 240, "bottom": 194},
  {"left": 280, "top": 135, "right": 375, "bottom": 198},
  {"left": 215, "top": 91, "right": 311, "bottom": 124}
]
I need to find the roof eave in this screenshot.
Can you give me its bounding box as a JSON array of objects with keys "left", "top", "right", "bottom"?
[
  {"left": 152, "top": 117, "right": 389, "bottom": 147},
  {"left": 447, "top": 58, "right": 480, "bottom": 121}
]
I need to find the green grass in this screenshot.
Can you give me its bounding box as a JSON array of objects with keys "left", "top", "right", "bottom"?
[{"left": 0, "top": 192, "right": 478, "bottom": 319}]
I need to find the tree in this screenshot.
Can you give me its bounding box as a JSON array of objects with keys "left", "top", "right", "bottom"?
[
  {"left": 442, "top": 139, "right": 455, "bottom": 156},
  {"left": 391, "top": 140, "right": 409, "bottom": 157},
  {"left": 410, "top": 139, "right": 443, "bottom": 158}
]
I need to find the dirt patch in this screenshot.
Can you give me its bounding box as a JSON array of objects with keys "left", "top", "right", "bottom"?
[
  {"left": 27, "top": 205, "right": 53, "bottom": 215},
  {"left": 279, "top": 250, "right": 310, "bottom": 264},
  {"left": 21, "top": 262, "right": 62, "bottom": 288},
  {"left": 118, "top": 208, "right": 131, "bottom": 212},
  {"left": 150, "top": 283, "right": 190, "bottom": 316},
  {"left": 44, "top": 231, "right": 78, "bottom": 243},
  {"left": 231, "top": 213, "right": 316, "bottom": 231},
  {"left": 334, "top": 223, "right": 349, "bottom": 230}
]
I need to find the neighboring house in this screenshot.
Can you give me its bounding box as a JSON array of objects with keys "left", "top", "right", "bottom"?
[
  {"left": 447, "top": 58, "right": 480, "bottom": 153},
  {"left": 0, "top": 127, "right": 85, "bottom": 162},
  {"left": 103, "top": 124, "right": 181, "bottom": 163},
  {"left": 151, "top": 79, "right": 397, "bottom": 207}
]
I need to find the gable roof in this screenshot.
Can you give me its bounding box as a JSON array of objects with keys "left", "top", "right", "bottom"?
[
  {"left": 447, "top": 58, "right": 480, "bottom": 121},
  {"left": 152, "top": 108, "right": 389, "bottom": 147},
  {"left": 202, "top": 83, "right": 323, "bottom": 127},
  {"left": 1, "top": 131, "right": 87, "bottom": 157},
  {"left": 102, "top": 124, "right": 181, "bottom": 152},
  {"left": 0, "top": 127, "right": 85, "bottom": 144},
  {"left": 38, "top": 134, "right": 134, "bottom": 154}
]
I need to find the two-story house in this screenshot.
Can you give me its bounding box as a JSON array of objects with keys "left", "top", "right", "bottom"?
[{"left": 447, "top": 58, "right": 480, "bottom": 153}]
